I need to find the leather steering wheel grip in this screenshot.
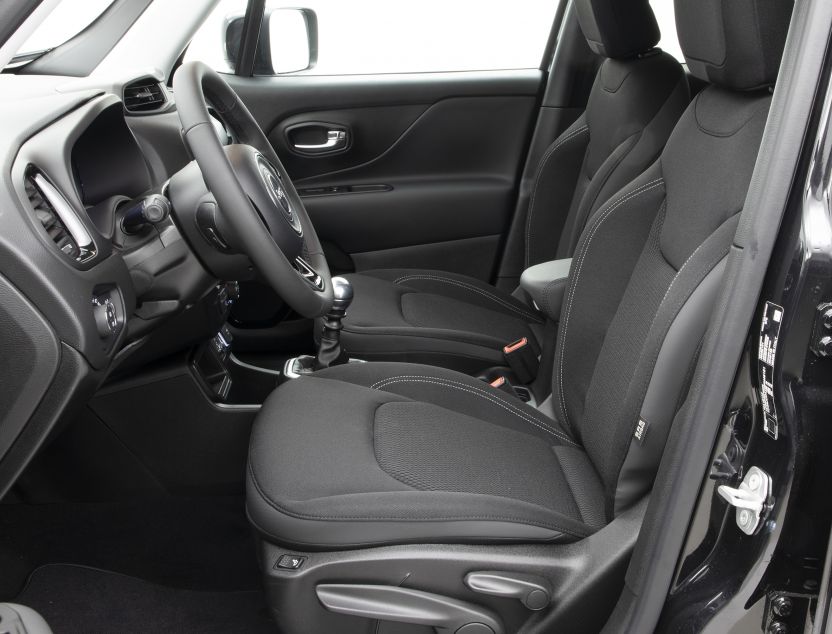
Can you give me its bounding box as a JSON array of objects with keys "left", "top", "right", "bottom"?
[{"left": 172, "top": 61, "right": 333, "bottom": 318}]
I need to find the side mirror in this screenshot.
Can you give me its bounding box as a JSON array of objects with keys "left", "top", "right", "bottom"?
[
  {"left": 224, "top": 8, "right": 317, "bottom": 75},
  {"left": 267, "top": 8, "right": 318, "bottom": 74}
]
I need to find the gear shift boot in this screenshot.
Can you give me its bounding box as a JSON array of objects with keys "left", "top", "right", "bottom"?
[{"left": 313, "top": 276, "right": 354, "bottom": 371}]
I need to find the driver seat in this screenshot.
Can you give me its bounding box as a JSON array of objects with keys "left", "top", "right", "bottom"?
[
  {"left": 333, "top": 0, "right": 691, "bottom": 373},
  {"left": 247, "top": 0, "right": 790, "bottom": 630}
]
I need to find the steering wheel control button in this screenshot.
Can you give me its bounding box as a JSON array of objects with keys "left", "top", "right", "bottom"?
[{"left": 276, "top": 555, "right": 306, "bottom": 570}]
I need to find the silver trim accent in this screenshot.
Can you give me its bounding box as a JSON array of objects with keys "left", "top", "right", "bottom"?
[
  {"left": 284, "top": 355, "right": 366, "bottom": 380},
  {"left": 31, "top": 173, "right": 96, "bottom": 262},
  {"left": 294, "top": 256, "right": 324, "bottom": 290},
  {"left": 284, "top": 355, "right": 315, "bottom": 379},
  {"left": 228, "top": 353, "right": 281, "bottom": 377},
  {"left": 294, "top": 130, "right": 346, "bottom": 150}
]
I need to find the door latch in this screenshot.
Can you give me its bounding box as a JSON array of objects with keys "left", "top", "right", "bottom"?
[{"left": 717, "top": 466, "right": 773, "bottom": 535}]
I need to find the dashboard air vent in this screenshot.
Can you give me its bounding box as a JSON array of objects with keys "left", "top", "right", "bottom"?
[
  {"left": 24, "top": 170, "right": 96, "bottom": 264},
  {"left": 123, "top": 78, "right": 167, "bottom": 113}
]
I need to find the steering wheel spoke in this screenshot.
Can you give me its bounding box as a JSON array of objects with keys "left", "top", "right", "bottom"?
[{"left": 294, "top": 256, "right": 325, "bottom": 291}]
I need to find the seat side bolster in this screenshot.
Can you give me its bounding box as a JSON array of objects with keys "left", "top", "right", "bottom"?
[{"left": 613, "top": 242, "right": 734, "bottom": 514}]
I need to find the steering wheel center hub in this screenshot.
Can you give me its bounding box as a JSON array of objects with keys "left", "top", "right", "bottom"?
[{"left": 257, "top": 156, "right": 303, "bottom": 236}]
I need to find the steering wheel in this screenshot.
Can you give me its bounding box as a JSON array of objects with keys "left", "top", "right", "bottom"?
[{"left": 173, "top": 61, "right": 333, "bottom": 318}]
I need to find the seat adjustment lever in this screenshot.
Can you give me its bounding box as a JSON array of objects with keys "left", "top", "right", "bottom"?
[
  {"left": 464, "top": 571, "right": 551, "bottom": 611},
  {"left": 316, "top": 583, "right": 504, "bottom": 634}
]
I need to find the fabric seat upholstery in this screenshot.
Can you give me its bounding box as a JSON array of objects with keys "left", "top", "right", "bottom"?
[
  {"left": 336, "top": 269, "right": 546, "bottom": 373},
  {"left": 248, "top": 0, "right": 792, "bottom": 550},
  {"left": 335, "top": 0, "right": 691, "bottom": 372},
  {"left": 247, "top": 362, "right": 604, "bottom": 549}
]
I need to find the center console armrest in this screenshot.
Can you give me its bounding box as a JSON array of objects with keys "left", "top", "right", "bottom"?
[{"left": 520, "top": 258, "right": 572, "bottom": 321}]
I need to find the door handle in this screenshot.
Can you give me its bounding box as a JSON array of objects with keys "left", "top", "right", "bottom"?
[{"left": 293, "top": 129, "right": 347, "bottom": 151}]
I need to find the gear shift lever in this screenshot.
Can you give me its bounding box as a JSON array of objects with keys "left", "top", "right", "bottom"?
[{"left": 314, "top": 277, "right": 354, "bottom": 370}]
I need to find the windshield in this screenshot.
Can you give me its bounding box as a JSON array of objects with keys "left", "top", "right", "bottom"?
[{"left": 8, "top": 0, "right": 116, "bottom": 67}]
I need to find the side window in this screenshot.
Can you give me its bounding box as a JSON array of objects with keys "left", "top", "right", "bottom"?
[
  {"left": 649, "top": 0, "right": 684, "bottom": 62},
  {"left": 185, "top": 0, "right": 560, "bottom": 76}
]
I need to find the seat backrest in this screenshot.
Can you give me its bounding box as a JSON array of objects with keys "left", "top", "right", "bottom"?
[
  {"left": 524, "top": 0, "right": 690, "bottom": 269},
  {"left": 552, "top": 0, "right": 793, "bottom": 520}
]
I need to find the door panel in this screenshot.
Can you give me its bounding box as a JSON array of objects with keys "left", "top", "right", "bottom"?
[
  {"left": 269, "top": 104, "right": 429, "bottom": 179},
  {"left": 228, "top": 71, "right": 542, "bottom": 278},
  {"left": 351, "top": 235, "right": 500, "bottom": 281}
]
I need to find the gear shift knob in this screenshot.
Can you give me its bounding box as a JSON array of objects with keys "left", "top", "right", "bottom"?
[{"left": 330, "top": 276, "right": 354, "bottom": 314}]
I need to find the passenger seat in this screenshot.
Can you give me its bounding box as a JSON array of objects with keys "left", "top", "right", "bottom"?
[{"left": 334, "top": 0, "right": 691, "bottom": 373}]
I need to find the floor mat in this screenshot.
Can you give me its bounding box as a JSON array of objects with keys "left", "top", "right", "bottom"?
[
  {"left": 0, "top": 496, "right": 260, "bottom": 598},
  {"left": 17, "top": 564, "right": 277, "bottom": 633}
]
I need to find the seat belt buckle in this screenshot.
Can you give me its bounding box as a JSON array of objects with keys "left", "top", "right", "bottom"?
[
  {"left": 488, "top": 375, "right": 534, "bottom": 403},
  {"left": 503, "top": 337, "right": 537, "bottom": 384},
  {"left": 489, "top": 375, "right": 516, "bottom": 396}
]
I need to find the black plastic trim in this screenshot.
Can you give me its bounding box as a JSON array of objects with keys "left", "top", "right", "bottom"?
[
  {"left": 235, "top": 0, "right": 266, "bottom": 77},
  {"left": 0, "top": 0, "right": 43, "bottom": 51}
]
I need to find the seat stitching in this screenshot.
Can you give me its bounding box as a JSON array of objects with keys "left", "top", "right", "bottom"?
[
  {"left": 557, "top": 178, "right": 666, "bottom": 431},
  {"left": 540, "top": 277, "right": 566, "bottom": 318},
  {"left": 374, "top": 379, "right": 577, "bottom": 446},
  {"left": 656, "top": 227, "right": 721, "bottom": 312},
  {"left": 525, "top": 125, "right": 590, "bottom": 268},
  {"left": 247, "top": 462, "right": 589, "bottom": 538},
  {"left": 370, "top": 375, "right": 579, "bottom": 446},
  {"left": 371, "top": 373, "right": 557, "bottom": 426},
  {"left": 562, "top": 133, "right": 641, "bottom": 256},
  {"left": 392, "top": 274, "right": 542, "bottom": 322},
  {"left": 371, "top": 374, "right": 560, "bottom": 427},
  {"left": 549, "top": 447, "right": 590, "bottom": 525}
]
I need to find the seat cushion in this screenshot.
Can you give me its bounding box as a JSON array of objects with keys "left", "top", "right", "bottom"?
[
  {"left": 337, "top": 269, "right": 544, "bottom": 373},
  {"left": 247, "top": 362, "right": 605, "bottom": 550}
]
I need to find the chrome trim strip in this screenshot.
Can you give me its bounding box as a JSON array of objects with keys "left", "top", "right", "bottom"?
[{"left": 32, "top": 173, "right": 96, "bottom": 262}]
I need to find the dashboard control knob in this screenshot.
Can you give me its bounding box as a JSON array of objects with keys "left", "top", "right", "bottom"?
[{"left": 92, "top": 295, "right": 119, "bottom": 338}]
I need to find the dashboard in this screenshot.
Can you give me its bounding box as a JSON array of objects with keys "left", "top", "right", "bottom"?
[{"left": 0, "top": 73, "right": 234, "bottom": 492}]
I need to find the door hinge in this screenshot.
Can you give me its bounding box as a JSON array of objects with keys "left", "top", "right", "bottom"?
[{"left": 717, "top": 466, "right": 774, "bottom": 535}]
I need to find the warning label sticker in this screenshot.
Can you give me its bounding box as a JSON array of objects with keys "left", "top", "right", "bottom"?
[{"left": 758, "top": 301, "right": 784, "bottom": 440}]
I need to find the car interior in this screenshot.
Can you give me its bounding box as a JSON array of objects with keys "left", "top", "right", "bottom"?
[{"left": 0, "top": 0, "right": 813, "bottom": 632}]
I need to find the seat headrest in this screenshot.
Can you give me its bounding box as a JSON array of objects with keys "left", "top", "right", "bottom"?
[
  {"left": 675, "top": 0, "right": 793, "bottom": 90},
  {"left": 574, "top": 0, "right": 660, "bottom": 59}
]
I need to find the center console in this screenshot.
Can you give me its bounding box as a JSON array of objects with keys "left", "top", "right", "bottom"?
[
  {"left": 191, "top": 324, "right": 282, "bottom": 406},
  {"left": 191, "top": 276, "right": 359, "bottom": 407}
]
